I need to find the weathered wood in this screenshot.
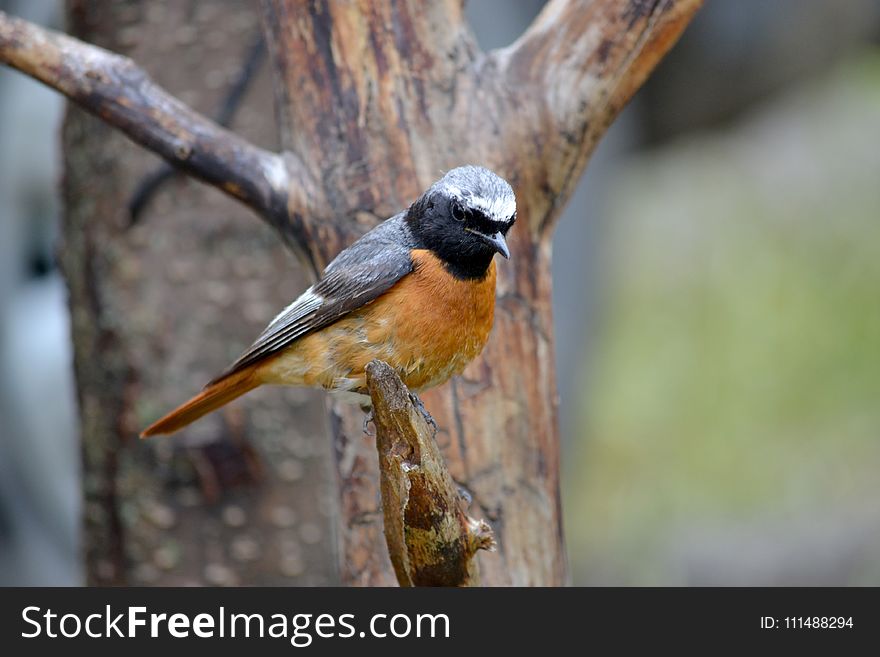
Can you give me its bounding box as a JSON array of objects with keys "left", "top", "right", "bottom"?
[
  {"left": 56, "top": 0, "right": 338, "bottom": 587},
  {"left": 261, "top": 0, "right": 701, "bottom": 586},
  {"left": 499, "top": 0, "right": 706, "bottom": 236},
  {"left": 0, "top": 9, "right": 306, "bottom": 242},
  {"left": 366, "top": 360, "right": 495, "bottom": 587},
  {"left": 0, "top": 0, "right": 702, "bottom": 586}
]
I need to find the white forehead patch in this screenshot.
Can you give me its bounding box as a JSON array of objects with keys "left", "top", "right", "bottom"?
[
  {"left": 445, "top": 185, "right": 517, "bottom": 224},
  {"left": 467, "top": 193, "right": 517, "bottom": 223}
]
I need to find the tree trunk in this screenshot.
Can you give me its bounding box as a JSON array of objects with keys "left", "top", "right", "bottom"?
[
  {"left": 60, "top": 0, "right": 337, "bottom": 586},
  {"left": 259, "top": 0, "right": 565, "bottom": 585},
  {"left": 2, "top": 0, "right": 701, "bottom": 586},
  {"left": 260, "top": 0, "right": 699, "bottom": 586}
]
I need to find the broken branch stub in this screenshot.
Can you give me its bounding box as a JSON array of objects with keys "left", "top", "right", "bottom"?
[{"left": 365, "top": 360, "right": 495, "bottom": 587}]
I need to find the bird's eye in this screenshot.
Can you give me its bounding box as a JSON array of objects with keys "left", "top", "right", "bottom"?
[{"left": 451, "top": 202, "right": 466, "bottom": 222}]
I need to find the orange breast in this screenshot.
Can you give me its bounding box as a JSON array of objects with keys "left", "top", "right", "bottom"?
[
  {"left": 263, "top": 250, "right": 497, "bottom": 393},
  {"left": 363, "top": 249, "right": 497, "bottom": 390}
]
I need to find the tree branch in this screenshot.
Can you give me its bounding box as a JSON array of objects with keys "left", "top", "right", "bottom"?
[
  {"left": 366, "top": 361, "right": 495, "bottom": 587},
  {"left": 128, "top": 30, "right": 268, "bottom": 225},
  {"left": 0, "top": 9, "right": 311, "bottom": 230},
  {"left": 495, "top": 0, "right": 703, "bottom": 233}
]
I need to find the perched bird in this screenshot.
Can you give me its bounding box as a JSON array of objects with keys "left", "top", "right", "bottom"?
[{"left": 141, "top": 165, "right": 516, "bottom": 437}]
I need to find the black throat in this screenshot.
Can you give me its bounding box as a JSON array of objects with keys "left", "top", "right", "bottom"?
[{"left": 435, "top": 250, "right": 495, "bottom": 281}]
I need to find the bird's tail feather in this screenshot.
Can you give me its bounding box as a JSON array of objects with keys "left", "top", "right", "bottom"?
[{"left": 140, "top": 367, "right": 260, "bottom": 438}]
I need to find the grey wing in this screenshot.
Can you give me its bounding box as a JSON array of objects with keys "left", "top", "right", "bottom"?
[{"left": 208, "top": 216, "right": 416, "bottom": 384}]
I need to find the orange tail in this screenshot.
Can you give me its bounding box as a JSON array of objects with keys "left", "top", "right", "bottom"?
[{"left": 140, "top": 367, "right": 261, "bottom": 438}]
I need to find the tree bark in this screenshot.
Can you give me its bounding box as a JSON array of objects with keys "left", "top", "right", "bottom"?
[
  {"left": 367, "top": 360, "right": 495, "bottom": 587},
  {"left": 260, "top": 0, "right": 701, "bottom": 586},
  {"left": 56, "top": 0, "right": 338, "bottom": 586},
  {"left": 1, "top": 0, "right": 701, "bottom": 586}
]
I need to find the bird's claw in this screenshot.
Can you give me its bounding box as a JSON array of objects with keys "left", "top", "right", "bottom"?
[{"left": 409, "top": 392, "right": 438, "bottom": 432}]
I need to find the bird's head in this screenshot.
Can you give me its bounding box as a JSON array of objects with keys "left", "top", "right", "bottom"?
[{"left": 407, "top": 165, "right": 517, "bottom": 279}]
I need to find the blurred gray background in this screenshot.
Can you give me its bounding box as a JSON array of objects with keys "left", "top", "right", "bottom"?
[{"left": 1, "top": 0, "right": 879, "bottom": 585}]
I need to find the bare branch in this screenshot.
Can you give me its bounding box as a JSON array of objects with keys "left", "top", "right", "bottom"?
[
  {"left": 495, "top": 0, "right": 703, "bottom": 233},
  {"left": 366, "top": 361, "right": 495, "bottom": 587},
  {"left": 0, "top": 10, "right": 311, "bottom": 228},
  {"left": 128, "top": 30, "right": 267, "bottom": 224}
]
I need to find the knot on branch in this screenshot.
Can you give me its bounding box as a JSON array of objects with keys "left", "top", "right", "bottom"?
[{"left": 366, "top": 360, "right": 495, "bottom": 587}]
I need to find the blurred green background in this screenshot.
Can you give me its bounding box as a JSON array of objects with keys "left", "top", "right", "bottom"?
[{"left": 567, "top": 53, "right": 880, "bottom": 585}]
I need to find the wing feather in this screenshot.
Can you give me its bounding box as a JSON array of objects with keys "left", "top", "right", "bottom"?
[{"left": 208, "top": 216, "right": 416, "bottom": 385}]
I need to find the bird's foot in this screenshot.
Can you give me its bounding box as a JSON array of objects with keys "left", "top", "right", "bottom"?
[{"left": 408, "top": 392, "right": 438, "bottom": 433}]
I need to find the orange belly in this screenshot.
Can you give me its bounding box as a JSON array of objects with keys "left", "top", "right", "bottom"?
[{"left": 261, "top": 250, "right": 496, "bottom": 393}]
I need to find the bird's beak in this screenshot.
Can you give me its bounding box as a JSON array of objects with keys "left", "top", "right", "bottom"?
[
  {"left": 488, "top": 231, "right": 510, "bottom": 259},
  {"left": 468, "top": 228, "right": 510, "bottom": 259}
]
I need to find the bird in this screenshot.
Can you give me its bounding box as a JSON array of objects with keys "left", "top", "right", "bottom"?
[{"left": 140, "top": 165, "right": 516, "bottom": 437}]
